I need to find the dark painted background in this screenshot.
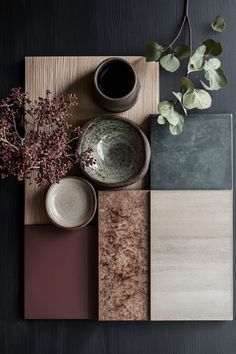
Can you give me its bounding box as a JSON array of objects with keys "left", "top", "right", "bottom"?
[{"left": 0, "top": 0, "right": 235, "bottom": 353}]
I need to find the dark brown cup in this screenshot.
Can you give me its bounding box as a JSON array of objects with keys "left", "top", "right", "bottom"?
[{"left": 94, "top": 57, "right": 140, "bottom": 112}]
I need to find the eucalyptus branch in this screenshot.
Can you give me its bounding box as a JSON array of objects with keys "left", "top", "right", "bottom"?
[
  {"left": 145, "top": 2, "right": 227, "bottom": 135},
  {"left": 164, "top": 0, "right": 191, "bottom": 53}
]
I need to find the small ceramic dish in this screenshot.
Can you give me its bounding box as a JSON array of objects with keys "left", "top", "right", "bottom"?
[
  {"left": 77, "top": 115, "right": 151, "bottom": 188},
  {"left": 46, "top": 176, "right": 97, "bottom": 229}
]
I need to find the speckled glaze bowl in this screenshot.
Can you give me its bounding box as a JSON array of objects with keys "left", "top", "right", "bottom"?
[{"left": 77, "top": 115, "right": 150, "bottom": 187}]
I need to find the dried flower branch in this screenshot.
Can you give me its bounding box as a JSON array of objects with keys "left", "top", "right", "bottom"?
[{"left": 0, "top": 88, "right": 95, "bottom": 186}]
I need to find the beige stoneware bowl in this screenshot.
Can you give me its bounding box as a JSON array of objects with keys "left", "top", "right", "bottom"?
[{"left": 46, "top": 176, "right": 97, "bottom": 229}]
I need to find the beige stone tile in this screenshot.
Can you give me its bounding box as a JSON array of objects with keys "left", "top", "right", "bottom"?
[{"left": 151, "top": 190, "right": 233, "bottom": 321}]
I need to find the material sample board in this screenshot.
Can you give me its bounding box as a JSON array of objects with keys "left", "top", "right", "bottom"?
[
  {"left": 25, "top": 56, "right": 159, "bottom": 225},
  {"left": 150, "top": 114, "right": 232, "bottom": 190},
  {"left": 151, "top": 190, "right": 233, "bottom": 321},
  {"left": 24, "top": 224, "right": 98, "bottom": 319},
  {"left": 99, "top": 190, "right": 149, "bottom": 320}
]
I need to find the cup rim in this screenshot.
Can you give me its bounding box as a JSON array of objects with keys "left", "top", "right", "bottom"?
[{"left": 94, "top": 57, "right": 139, "bottom": 101}]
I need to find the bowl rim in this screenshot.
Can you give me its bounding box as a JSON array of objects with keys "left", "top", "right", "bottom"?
[
  {"left": 77, "top": 114, "right": 151, "bottom": 188},
  {"left": 94, "top": 57, "right": 139, "bottom": 101},
  {"left": 45, "top": 176, "right": 97, "bottom": 230}
]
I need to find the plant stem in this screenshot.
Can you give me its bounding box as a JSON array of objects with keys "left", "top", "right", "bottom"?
[
  {"left": 66, "top": 154, "right": 75, "bottom": 162},
  {"left": 186, "top": 0, "right": 192, "bottom": 53},
  {"left": 164, "top": 14, "right": 187, "bottom": 51},
  {"left": 164, "top": 0, "right": 192, "bottom": 54},
  {"left": 28, "top": 166, "right": 40, "bottom": 170},
  {"left": 12, "top": 116, "right": 25, "bottom": 143},
  {"left": 185, "top": 0, "right": 192, "bottom": 77},
  {"left": 0, "top": 138, "right": 19, "bottom": 151},
  {"left": 68, "top": 136, "right": 78, "bottom": 144}
]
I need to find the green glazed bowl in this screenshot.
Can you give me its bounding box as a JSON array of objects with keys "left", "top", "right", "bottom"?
[{"left": 77, "top": 115, "right": 150, "bottom": 188}]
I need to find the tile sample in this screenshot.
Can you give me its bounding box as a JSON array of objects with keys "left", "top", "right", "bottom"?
[
  {"left": 99, "top": 191, "right": 149, "bottom": 320},
  {"left": 25, "top": 224, "right": 97, "bottom": 319},
  {"left": 25, "top": 56, "right": 159, "bottom": 224},
  {"left": 150, "top": 114, "right": 232, "bottom": 190},
  {"left": 151, "top": 190, "right": 233, "bottom": 321}
]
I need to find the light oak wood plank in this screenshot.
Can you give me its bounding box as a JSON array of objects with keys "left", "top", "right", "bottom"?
[{"left": 25, "top": 56, "right": 159, "bottom": 224}]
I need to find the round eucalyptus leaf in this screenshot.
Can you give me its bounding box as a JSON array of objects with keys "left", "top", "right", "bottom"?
[
  {"left": 145, "top": 41, "right": 164, "bottom": 62},
  {"left": 174, "top": 45, "right": 191, "bottom": 59},
  {"left": 200, "top": 80, "right": 212, "bottom": 91},
  {"left": 169, "top": 125, "right": 181, "bottom": 135},
  {"left": 157, "top": 115, "right": 166, "bottom": 125},
  {"left": 169, "top": 115, "right": 184, "bottom": 135},
  {"left": 204, "top": 67, "right": 228, "bottom": 90},
  {"left": 165, "top": 110, "right": 181, "bottom": 126},
  {"left": 172, "top": 91, "right": 182, "bottom": 102},
  {"left": 158, "top": 101, "right": 174, "bottom": 117},
  {"left": 172, "top": 91, "right": 187, "bottom": 114},
  {"left": 180, "top": 76, "right": 195, "bottom": 92},
  {"left": 203, "top": 39, "right": 222, "bottom": 56},
  {"left": 204, "top": 58, "right": 221, "bottom": 71},
  {"left": 158, "top": 101, "right": 180, "bottom": 126},
  {"left": 160, "top": 54, "right": 180, "bottom": 72},
  {"left": 183, "top": 89, "right": 212, "bottom": 110},
  {"left": 187, "top": 45, "right": 206, "bottom": 73},
  {"left": 211, "top": 16, "right": 226, "bottom": 32}
]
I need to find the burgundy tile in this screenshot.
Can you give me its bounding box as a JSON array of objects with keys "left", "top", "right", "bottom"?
[{"left": 24, "top": 224, "right": 98, "bottom": 319}]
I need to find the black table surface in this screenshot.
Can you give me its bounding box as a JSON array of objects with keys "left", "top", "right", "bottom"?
[{"left": 0, "top": 0, "right": 235, "bottom": 353}]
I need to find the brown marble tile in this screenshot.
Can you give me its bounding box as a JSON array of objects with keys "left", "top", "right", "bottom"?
[{"left": 99, "top": 190, "right": 150, "bottom": 320}]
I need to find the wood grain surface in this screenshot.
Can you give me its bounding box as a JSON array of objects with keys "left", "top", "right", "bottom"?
[
  {"left": 0, "top": 0, "right": 236, "bottom": 353},
  {"left": 24, "top": 56, "right": 159, "bottom": 225},
  {"left": 151, "top": 190, "right": 233, "bottom": 321}
]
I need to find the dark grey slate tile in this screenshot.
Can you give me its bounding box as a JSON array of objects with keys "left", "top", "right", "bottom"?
[{"left": 150, "top": 114, "right": 232, "bottom": 190}]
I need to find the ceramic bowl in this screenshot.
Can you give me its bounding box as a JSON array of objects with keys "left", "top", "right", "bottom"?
[
  {"left": 46, "top": 176, "right": 97, "bottom": 229},
  {"left": 77, "top": 115, "right": 150, "bottom": 187}
]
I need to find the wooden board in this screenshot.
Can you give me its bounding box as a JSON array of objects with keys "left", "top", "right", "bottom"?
[
  {"left": 25, "top": 56, "right": 159, "bottom": 225},
  {"left": 151, "top": 190, "right": 233, "bottom": 321},
  {"left": 99, "top": 190, "right": 149, "bottom": 320}
]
